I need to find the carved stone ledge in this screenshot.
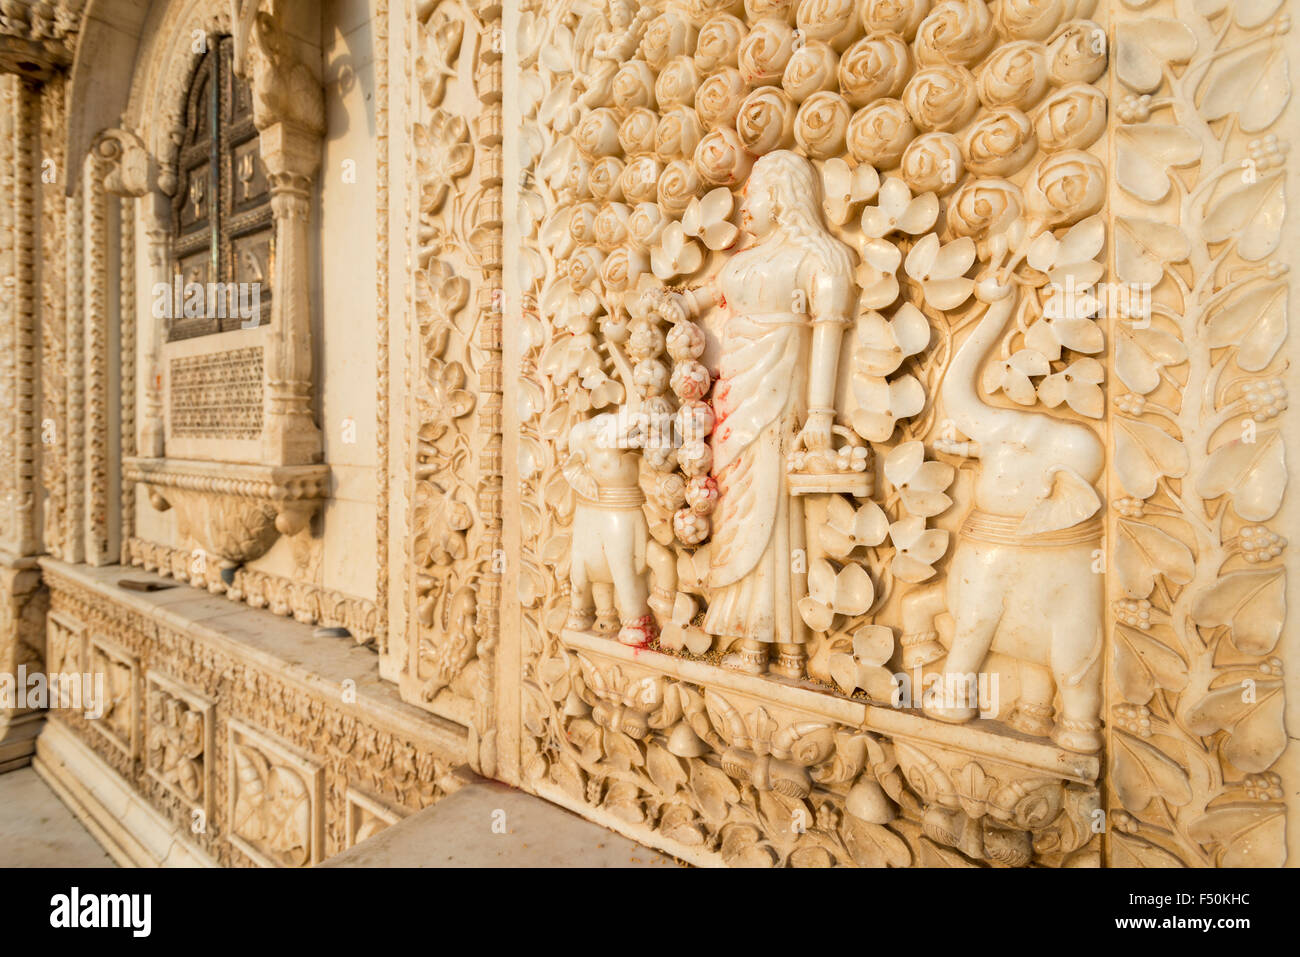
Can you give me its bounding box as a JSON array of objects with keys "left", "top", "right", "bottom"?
[
  {"left": 555, "top": 628, "right": 1099, "bottom": 867},
  {"left": 124, "top": 457, "right": 329, "bottom": 566}
]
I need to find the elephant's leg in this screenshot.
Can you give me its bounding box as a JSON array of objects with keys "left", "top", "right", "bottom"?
[
  {"left": 1008, "top": 660, "right": 1055, "bottom": 737},
  {"left": 645, "top": 539, "right": 676, "bottom": 625},
  {"left": 610, "top": 542, "right": 654, "bottom": 648},
  {"left": 901, "top": 582, "right": 948, "bottom": 670},
  {"left": 592, "top": 582, "right": 618, "bottom": 635},
  {"left": 565, "top": 557, "right": 596, "bottom": 632},
  {"left": 925, "top": 595, "right": 1001, "bottom": 724},
  {"left": 1052, "top": 623, "right": 1103, "bottom": 753}
]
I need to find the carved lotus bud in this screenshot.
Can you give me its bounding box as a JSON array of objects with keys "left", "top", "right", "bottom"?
[
  {"left": 913, "top": 0, "right": 995, "bottom": 67},
  {"left": 628, "top": 202, "right": 667, "bottom": 250},
  {"left": 599, "top": 247, "right": 647, "bottom": 292},
  {"left": 627, "top": 327, "right": 664, "bottom": 369},
  {"left": 861, "top": 0, "right": 932, "bottom": 40},
  {"left": 997, "top": 0, "right": 1096, "bottom": 42},
  {"left": 634, "top": 358, "right": 671, "bottom": 396},
  {"left": 671, "top": 360, "right": 712, "bottom": 401},
  {"left": 588, "top": 156, "right": 625, "bottom": 202},
  {"left": 1034, "top": 83, "right": 1106, "bottom": 152},
  {"left": 676, "top": 397, "right": 717, "bottom": 442},
  {"left": 795, "top": 91, "right": 853, "bottom": 158},
  {"left": 620, "top": 155, "right": 663, "bottom": 204},
  {"left": 900, "top": 132, "right": 963, "bottom": 195},
  {"left": 847, "top": 99, "right": 916, "bottom": 167},
  {"left": 618, "top": 108, "right": 659, "bottom": 156},
  {"left": 946, "top": 178, "right": 1023, "bottom": 237},
  {"left": 567, "top": 247, "right": 605, "bottom": 289},
  {"left": 667, "top": 324, "right": 708, "bottom": 361},
  {"left": 696, "top": 68, "right": 748, "bottom": 128},
  {"left": 1047, "top": 20, "right": 1107, "bottom": 86},
  {"left": 653, "top": 472, "right": 689, "bottom": 511},
  {"left": 738, "top": 17, "right": 797, "bottom": 86},
  {"left": 781, "top": 40, "right": 839, "bottom": 100},
  {"left": 676, "top": 400, "right": 716, "bottom": 442},
  {"left": 686, "top": 475, "right": 721, "bottom": 514},
  {"left": 642, "top": 10, "right": 698, "bottom": 71},
  {"left": 838, "top": 33, "right": 913, "bottom": 108},
  {"left": 690, "top": 0, "right": 747, "bottom": 20},
  {"left": 737, "top": 86, "right": 797, "bottom": 153},
  {"left": 592, "top": 203, "right": 631, "bottom": 250},
  {"left": 903, "top": 66, "right": 979, "bottom": 132},
  {"left": 846, "top": 779, "right": 896, "bottom": 823},
  {"left": 574, "top": 108, "right": 622, "bottom": 159},
  {"left": 657, "top": 159, "right": 704, "bottom": 215},
  {"left": 961, "top": 108, "right": 1038, "bottom": 176},
  {"left": 656, "top": 56, "right": 700, "bottom": 111},
  {"left": 745, "top": 0, "right": 798, "bottom": 23},
  {"left": 567, "top": 202, "right": 598, "bottom": 244},
  {"left": 677, "top": 439, "right": 715, "bottom": 478},
  {"left": 1025, "top": 149, "right": 1105, "bottom": 228},
  {"left": 561, "top": 158, "right": 591, "bottom": 198},
  {"left": 611, "top": 62, "right": 655, "bottom": 113},
  {"left": 656, "top": 108, "right": 705, "bottom": 162},
  {"left": 977, "top": 40, "right": 1049, "bottom": 110},
  {"left": 796, "top": 0, "right": 863, "bottom": 51},
  {"left": 673, "top": 507, "right": 711, "bottom": 544},
  {"left": 695, "top": 14, "right": 747, "bottom": 72},
  {"left": 694, "top": 127, "right": 755, "bottom": 185}
]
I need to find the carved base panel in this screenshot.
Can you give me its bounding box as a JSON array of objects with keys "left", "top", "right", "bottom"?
[
  {"left": 36, "top": 560, "right": 465, "bottom": 867},
  {"left": 521, "top": 629, "right": 1099, "bottom": 868}
]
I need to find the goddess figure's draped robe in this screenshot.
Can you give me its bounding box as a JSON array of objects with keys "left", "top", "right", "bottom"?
[{"left": 702, "top": 252, "right": 810, "bottom": 646}]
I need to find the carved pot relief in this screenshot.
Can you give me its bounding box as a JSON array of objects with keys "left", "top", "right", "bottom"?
[{"left": 125, "top": 457, "right": 329, "bottom": 569}]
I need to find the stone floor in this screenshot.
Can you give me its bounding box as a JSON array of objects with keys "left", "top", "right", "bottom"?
[
  {"left": 0, "top": 766, "right": 116, "bottom": 867},
  {"left": 324, "top": 775, "right": 681, "bottom": 867}
]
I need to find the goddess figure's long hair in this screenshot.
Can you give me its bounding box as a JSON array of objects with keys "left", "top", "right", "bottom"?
[{"left": 750, "top": 151, "right": 855, "bottom": 294}]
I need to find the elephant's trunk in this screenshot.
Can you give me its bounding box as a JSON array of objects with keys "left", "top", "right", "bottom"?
[{"left": 941, "top": 293, "right": 1022, "bottom": 442}]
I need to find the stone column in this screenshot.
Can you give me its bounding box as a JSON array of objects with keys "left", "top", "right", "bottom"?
[
  {"left": 259, "top": 120, "right": 322, "bottom": 466},
  {"left": 0, "top": 74, "right": 45, "bottom": 769}
]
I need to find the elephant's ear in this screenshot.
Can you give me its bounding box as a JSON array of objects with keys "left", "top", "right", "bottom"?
[
  {"left": 1017, "top": 467, "right": 1101, "bottom": 535},
  {"left": 562, "top": 452, "right": 599, "bottom": 502}
]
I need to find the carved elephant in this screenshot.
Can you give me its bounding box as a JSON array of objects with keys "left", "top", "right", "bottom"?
[
  {"left": 563, "top": 411, "right": 674, "bottom": 647},
  {"left": 915, "top": 293, "right": 1105, "bottom": 754}
]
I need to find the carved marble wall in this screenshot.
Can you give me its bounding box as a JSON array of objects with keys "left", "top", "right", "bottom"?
[
  {"left": 495, "top": 0, "right": 1298, "bottom": 867},
  {"left": 0, "top": 0, "right": 1295, "bottom": 869}
]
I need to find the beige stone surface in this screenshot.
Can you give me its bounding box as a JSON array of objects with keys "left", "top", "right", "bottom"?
[
  {"left": 0, "top": 0, "right": 1294, "bottom": 869},
  {"left": 0, "top": 767, "right": 115, "bottom": 868},
  {"left": 322, "top": 776, "right": 678, "bottom": 868}
]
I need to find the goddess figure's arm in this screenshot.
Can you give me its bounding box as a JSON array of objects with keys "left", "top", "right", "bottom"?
[{"left": 806, "top": 267, "right": 853, "bottom": 413}]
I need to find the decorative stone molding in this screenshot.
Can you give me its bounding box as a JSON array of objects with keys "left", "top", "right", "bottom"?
[
  {"left": 227, "top": 717, "right": 324, "bottom": 867},
  {"left": 0, "top": 553, "right": 45, "bottom": 770},
  {"left": 126, "top": 537, "right": 380, "bottom": 643},
  {"left": 234, "top": 2, "right": 325, "bottom": 467},
  {"left": 125, "top": 457, "right": 329, "bottom": 567},
  {"left": 0, "top": 74, "right": 39, "bottom": 559},
  {"left": 399, "top": 0, "right": 504, "bottom": 777},
  {"left": 40, "top": 560, "right": 464, "bottom": 866},
  {"left": 0, "top": 0, "right": 81, "bottom": 83},
  {"left": 145, "top": 669, "right": 215, "bottom": 825},
  {"left": 1102, "top": 0, "right": 1293, "bottom": 868}
]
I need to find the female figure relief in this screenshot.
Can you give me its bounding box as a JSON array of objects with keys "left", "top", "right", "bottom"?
[{"left": 691, "top": 151, "right": 856, "bottom": 678}]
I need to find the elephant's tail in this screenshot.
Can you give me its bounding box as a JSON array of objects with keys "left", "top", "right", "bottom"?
[{"left": 1063, "top": 626, "right": 1103, "bottom": 687}]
